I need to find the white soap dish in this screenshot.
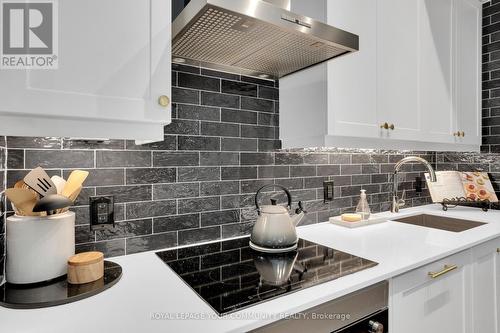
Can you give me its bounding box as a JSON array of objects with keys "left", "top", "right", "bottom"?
[{"left": 329, "top": 215, "right": 387, "bottom": 228}]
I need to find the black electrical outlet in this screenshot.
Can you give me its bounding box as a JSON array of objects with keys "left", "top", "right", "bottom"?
[
  {"left": 89, "top": 196, "right": 114, "bottom": 230},
  {"left": 415, "top": 176, "right": 423, "bottom": 193},
  {"left": 323, "top": 181, "right": 334, "bottom": 202}
]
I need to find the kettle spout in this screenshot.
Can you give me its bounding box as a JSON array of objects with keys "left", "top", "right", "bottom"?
[
  {"left": 292, "top": 211, "right": 305, "bottom": 227},
  {"left": 292, "top": 201, "right": 307, "bottom": 226}
]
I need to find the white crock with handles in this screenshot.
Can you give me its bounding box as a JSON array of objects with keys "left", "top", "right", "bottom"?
[
  {"left": 249, "top": 184, "right": 306, "bottom": 253},
  {"left": 6, "top": 211, "right": 75, "bottom": 284}
]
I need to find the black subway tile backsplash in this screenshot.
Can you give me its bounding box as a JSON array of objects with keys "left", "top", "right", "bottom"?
[
  {"left": 154, "top": 151, "right": 199, "bottom": 167},
  {"left": 172, "top": 87, "right": 200, "bottom": 104},
  {"left": 176, "top": 104, "right": 220, "bottom": 121},
  {"left": 201, "top": 91, "right": 240, "bottom": 108},
  {"left": 178, "top": 72, "right": 220, "bottom": 92},
  {"left": 153, "top": 182, "right": 199, "bottom": 200},
  {"left": 178, "top": 136, "right": 220, "bottom": 151},
  {"left": 221, "top": 108, "right": 258, "bottom": 124},
  {"left": 221, "top": 80, "right": 257, "bottom": 97},
  {"left": 201, "top": 121, "right": 239, "bottom": 137},
  {"left": 126, "top": 232, "right": 177, "bottom": 254},
  {"left": 241, "top": 96, "right": 274, "bottom": 113},
  {"left": 96, "top": 185, "right": 151, "bottom": 203},
  {"left": 125, "top": 168, "right": 176, "bottom": 185},
  {"left": 26, "top": 150, "right": 94, "bottom": 169},
  {"left": 95, "top": 219, "right": 153, "bottom": 241},
  {"left": 96, "top": 151, "right": 151, "bottom": 168},
  {"left": 6, "top": 51, "right": 497, "bottom": 262},
  {"left": 200, "top": 152, "right": 239, "bottom": 166},
  {"left": 178, "top": 167, "right": 220, "bottom": 182},
  {"left": 153, "top": 214, "right": 200, "bottom": 233},
  {"left": 126, "top": 201, "right": 177, "bottom": 220},
  {"left": 178, "top": 196, "right": 220, "bottom": 214},
  {"left": 221, "top": 138, "right": 257, "bottom": 151}
]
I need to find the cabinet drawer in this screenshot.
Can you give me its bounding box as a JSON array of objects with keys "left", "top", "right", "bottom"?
[{"left": 392, "top": 250, "right": 471, "bottom": 294}]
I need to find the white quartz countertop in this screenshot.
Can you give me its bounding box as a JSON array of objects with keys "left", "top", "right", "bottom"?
[{"left": 2, "top": 204, "right": 500, "bottom": 333}]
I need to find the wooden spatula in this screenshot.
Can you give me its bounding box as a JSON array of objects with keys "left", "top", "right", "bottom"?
[
  {"left": 5, "top": 188, "right": 39, "bottom": 216},
  {"left": 24, "top": 167, "right": 57, "bottom": 197},
  {"left": 62, "top": 170, "right": 89, "bottom": 198},
  {"left": 59, "top": 185, "right": 83, "bottom": 213}
]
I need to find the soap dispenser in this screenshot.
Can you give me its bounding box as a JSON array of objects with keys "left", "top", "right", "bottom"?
[{"left": 355, "top": 189, "right": 371, "bottom": 220}]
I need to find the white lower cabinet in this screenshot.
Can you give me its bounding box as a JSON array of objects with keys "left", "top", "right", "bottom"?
[
  {"left": 390, "top": 250, "right": 473, "bottom": 333},
  {"left": 391, "top": 238, "right": 500, "bottom": 333},
  {"left": 471, "top": 238, "right": 500, "bottom": 333}
]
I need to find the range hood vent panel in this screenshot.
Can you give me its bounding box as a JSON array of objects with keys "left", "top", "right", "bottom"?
[{"left": 172, "top": 0, "right": 359, "bottom": 79}]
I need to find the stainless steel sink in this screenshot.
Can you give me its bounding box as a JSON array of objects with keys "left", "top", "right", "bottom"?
[{"left": 392, "top": 214, "right": 486, "bottom": 232}]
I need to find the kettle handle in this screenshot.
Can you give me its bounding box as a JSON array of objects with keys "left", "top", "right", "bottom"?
[{"left": 255, "top": 184, "right": 292, "bottom": 213}]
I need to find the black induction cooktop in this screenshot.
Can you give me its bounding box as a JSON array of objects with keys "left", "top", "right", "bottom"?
[{"left": 156, "top": 237, "right": 378, "bottom": 315}]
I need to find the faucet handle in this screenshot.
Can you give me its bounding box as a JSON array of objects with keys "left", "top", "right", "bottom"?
[{"left": 398, "top": 190, "right": 406, "bottom": 208}]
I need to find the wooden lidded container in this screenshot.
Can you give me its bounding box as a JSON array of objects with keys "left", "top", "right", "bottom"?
[{"left": 67, "top": 252, "right": 104, "bottom": 284}]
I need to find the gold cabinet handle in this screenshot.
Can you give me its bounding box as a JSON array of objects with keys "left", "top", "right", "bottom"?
[
  {"left": 380, "top": 123, "right": 395, "bottom": 130},
  {"left": 460, "top": 131, "right": 465, "bottom": 137},
  {"left": 497, "top": 248, "right": 500, "bottom": 253},
  {"left": 428, "top": 265, "right": 458, "bottom": 279},
  {"left": 158, "top": 95, "right": 170, "bottom": 107},
  {"left": 453, "top": 132, "right": 459, "bottom": 137}
]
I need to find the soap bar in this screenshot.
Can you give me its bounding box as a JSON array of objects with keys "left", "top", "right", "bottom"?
[{"left": 341, "top": 213, "right": 362, "bottom": 222}]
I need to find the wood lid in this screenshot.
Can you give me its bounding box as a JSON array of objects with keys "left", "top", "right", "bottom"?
[{"left": 68, "top": 251, "right": 104, "bottom": 266}]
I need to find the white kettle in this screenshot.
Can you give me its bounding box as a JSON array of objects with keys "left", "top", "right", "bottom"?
[{"left": 249, "top": 184, "right": 306, "bottom": 253}]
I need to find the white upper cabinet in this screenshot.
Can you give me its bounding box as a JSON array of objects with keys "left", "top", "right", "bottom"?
[
  {"left": 454, "top": 0, "right": 482, "bottom": 146},
  {"left": 327, "top": 0, "right": 378, "bottom": 140},
  {"left": 377, "top": 0, "right": 421, "bottom": 142},
  {"left": 420, "top": 0, "right": 455, "bottom": 144},
  {"left": 281, "top": 0, "right": 482, "bottom": 151},
  {"left": 0, "top": 0, "right": 172, "bottom": 141}
]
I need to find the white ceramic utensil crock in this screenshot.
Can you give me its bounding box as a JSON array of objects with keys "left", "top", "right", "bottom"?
[{"left": 6, "top": 211, "right": 75, "bottom": 284}]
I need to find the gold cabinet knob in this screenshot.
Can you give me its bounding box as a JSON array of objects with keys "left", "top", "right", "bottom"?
[
  {"left": 380, "top": 123, "right": 395, "bottom": 130},
  {"left": 497, "top": 248, "right": 500, "bottom": 253},
  {"left": 158, "top": 95, "right": 170, "bottom": 107},
  {"left": 453, "top": 132, "right": 459, "bottom": 137},
  {"left": 460, "top": 131, "right": 465, "bottom": 137}
]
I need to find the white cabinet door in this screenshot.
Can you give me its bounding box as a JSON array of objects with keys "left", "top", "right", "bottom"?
[
  {"left": 497, "top": 243, "right": 500, "bottom": 333},
  {"left": 471, "top": 238, "right": 500, "bottom": 333},
  {"left": 420, "top": 0, "right": 455, "bottom": 144},
  {"left": 327, "top": 0, "right": 379, "bottom": 139},
  {"left": 0, "top": 0, "right": 171, "bottom": 141},
  {"left": 390, "top": 250, "right": 472, "bottom": 333},
  {"left": 454, "top": 0, "right": 482, "bottom": 146},
  {"left": 377, "top": 0, "right": 421, "bottom": 142}
]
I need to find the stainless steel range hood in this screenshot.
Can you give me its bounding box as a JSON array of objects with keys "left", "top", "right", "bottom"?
[{"left": 172, "top": 0, "right": 359, "bottom": 79}]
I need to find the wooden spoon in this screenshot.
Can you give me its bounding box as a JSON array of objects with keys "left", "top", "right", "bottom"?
[
  {"left": 62, "top": 170, "right": 89, "bottom": 198},
  {"left": 5, "top": 188, "right": 39, "bottom": 216},
  {"left": 60, "top": 186, "right": 82, "bottom": 214}
]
